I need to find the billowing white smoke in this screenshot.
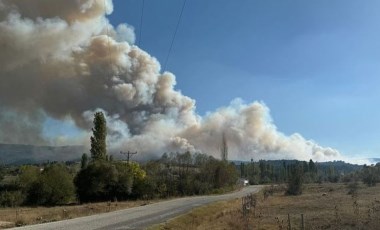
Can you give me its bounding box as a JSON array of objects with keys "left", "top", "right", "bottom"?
[{"left": 0, "top": 0, "right": 340, "bottom": 161}]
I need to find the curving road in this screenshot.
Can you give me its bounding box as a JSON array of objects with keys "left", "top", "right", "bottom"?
[{"left": 13, "top": 185, "right": 263, "bottom": 230}]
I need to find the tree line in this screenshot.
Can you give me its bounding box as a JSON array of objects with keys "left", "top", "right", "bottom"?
[
  {"left": 238, "top": 159, "right": 379, "bottom": 195},
  {"left": 0, "top": 112, "right": 238, "bottom": 207},
  {"left": 238, "top": 158, "right": 367, "bottom": 185},
  {"left": 0, "top": 111, "right": 378, "bottom": 206}
]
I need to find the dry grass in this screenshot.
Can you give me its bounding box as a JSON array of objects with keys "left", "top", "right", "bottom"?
[
  {"left": 0, "top": 199, "right": 162, "bottom": 228},
  {"left": 149, "top": 199, "right": 247, "bottom": 230},
  {"left": 151, "top": 183, "right": 380, "bottom": 230}
]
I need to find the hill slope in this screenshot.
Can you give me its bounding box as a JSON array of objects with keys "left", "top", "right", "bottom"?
[{"left": 0, "top": 144, "right": 85, "bottom": 165}]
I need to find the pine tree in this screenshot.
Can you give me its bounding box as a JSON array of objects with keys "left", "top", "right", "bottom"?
[
  {"left": 90, "top": 112, "right": 107, "bottom": 161},
  {"left": 308, "top": 159, "right": 316, "bottom": 173},
  {"left": 81, "top": 153, "right": 88, "bottom": 169},
  {"left": 286, "top": 163, "right": 303, "bottom": 195}
]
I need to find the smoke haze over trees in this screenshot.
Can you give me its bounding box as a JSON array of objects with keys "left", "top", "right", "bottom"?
[
  {"left": 0, "top": 0, "right": 341, "bottom": 162},
  {"left": 0, "top": 110, "right": 372, "bottom": 207}
]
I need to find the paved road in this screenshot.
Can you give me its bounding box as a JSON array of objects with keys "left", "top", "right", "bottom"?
[{"left": 13, "top": 186, "right": 263, "bottom": 230}]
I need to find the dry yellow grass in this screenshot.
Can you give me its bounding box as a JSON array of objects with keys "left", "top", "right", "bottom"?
[
  {"left": 0, "top": 199, "right": 161, "bottom": 228},
  {"left": 152, "top": 183, "right": 380, "bottom": 230},
  {"left": 149, "top": 199, "right": 246, "bottom": 230}
]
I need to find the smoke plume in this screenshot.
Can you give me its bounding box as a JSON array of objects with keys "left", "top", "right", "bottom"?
[{"left": 0, "top": 0, "right": 340, "bottom": 162}]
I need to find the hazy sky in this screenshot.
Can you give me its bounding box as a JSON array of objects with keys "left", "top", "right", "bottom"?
[{"left": 103, "top": 0, "right": 380, "bottom": 160}]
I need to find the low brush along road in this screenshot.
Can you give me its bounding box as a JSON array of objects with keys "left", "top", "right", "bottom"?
[{"left": 14, "top": 185, "right": 263, "bottom": 230}]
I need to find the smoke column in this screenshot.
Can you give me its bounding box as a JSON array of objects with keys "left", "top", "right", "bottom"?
[{"left": 0, "top": 0, "right": 340, "bottom": 161}]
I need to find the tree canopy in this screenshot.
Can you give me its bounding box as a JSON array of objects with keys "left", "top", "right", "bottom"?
[{"left": 90, "top": 112, "right": 107, "bottom": 161}]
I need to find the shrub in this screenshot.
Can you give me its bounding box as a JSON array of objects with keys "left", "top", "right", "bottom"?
[
  {"left": 75, "top": 161, "right": 118, "bottom": 203},
  {"left": 346, "top": 181, "right": 359, "bottom": 196},
  {"left": 0, "top": 190, "right": 24, "bottom": 207},
  {"left": 26, "top": 164, "right": 75, "bottom": 206},
  {"left": 75, "top": 161, "right": 147, "bottom": 202}
]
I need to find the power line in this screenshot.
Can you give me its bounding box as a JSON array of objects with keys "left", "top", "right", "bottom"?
[
  {"left": 120, "top": 151, "right": 138, "bottom": 163},
  {"left": 163, "top": 0, "right": 187, "bottom": 72},
  {"left": 103, "top": 0, "right": 111, "bottom": 62},
  {"left": 138, "top": 0, "right": 145, "bottom": 46}
]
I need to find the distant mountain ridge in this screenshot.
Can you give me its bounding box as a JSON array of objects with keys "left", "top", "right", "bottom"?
[
  {"left": 232, "top": 159, "right": 363, "bottom": 172},
  {"left": 0, "top": 143, "right": 85, "bottom": 165},
  {"left": 368, "top": 158, "right": 380, "bottom": 164}
]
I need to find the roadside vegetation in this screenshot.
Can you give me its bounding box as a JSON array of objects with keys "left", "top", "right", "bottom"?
[
  {"left": 0, "top": 112, "right": 378, "bottom": 227},
  {"left": 0, "top": 199, "right": 158, "bottom": 228},
  {"left": 0, "top": 112, "right": 239, "bottom": 227}
]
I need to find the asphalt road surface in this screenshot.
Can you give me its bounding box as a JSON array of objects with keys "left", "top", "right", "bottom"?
[{"left": 13, "top": 185, "right": 263, "bottom": 230}]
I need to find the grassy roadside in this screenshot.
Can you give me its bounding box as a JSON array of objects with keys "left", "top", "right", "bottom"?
[
  {"left": 150, "top": 183, "right": 380, "bottom": 230},
  {"left": 0, "top": 185, "right": 242, "bottom": 229},
  {"left": 0, "top": 199, "right": 161, "bottom": 228},
  {"left": 148, "top": 199, "right": 245, "bottom": 230}
]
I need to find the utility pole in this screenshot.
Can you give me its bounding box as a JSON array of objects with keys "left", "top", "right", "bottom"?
[
  {"left": 221, "top": 132, "right": 228, "bottom": 161},
  {"left": 120, "top": 151, "right": 137, "bottom": 163}
]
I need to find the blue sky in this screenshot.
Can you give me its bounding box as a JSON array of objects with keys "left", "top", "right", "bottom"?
[{"left": 45, "top": 0, "right": 380, "bottom": 160}]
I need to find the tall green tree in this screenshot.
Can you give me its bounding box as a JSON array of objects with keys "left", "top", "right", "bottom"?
[
  {"left": 90, "top": 112, "right": 107, "bottom": 161},
  {"left": 286, "top": 163, "right": 304, "bottom": 195},
  {"left": 308, "top": 159, "right": 316, "bottom": 173}
]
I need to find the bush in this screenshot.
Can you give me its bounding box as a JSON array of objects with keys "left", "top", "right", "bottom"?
[
  {"left": 75, "top": 161, "right": 118, "bottom": 203},
  {"left": 199, "top": 159, "right": 238, "bottom": 190},
  {"left": 347, "top": 181, "right": 359, "bottom": 196},
  {"left": 26, "top": 164, "right": 75, "bottom": 206},
  {"left": 362, "top": 165, "right": 378, "bottom": 187},
  {"left": 132, "top": 177, "right": 158, "bottom": 199},
  {"left": 75, "top": 161, "right": 147, "bottom": 202},
  {"left": 17, "top": 165, "right": 40, "bottom": 192},
  {"left": 0, "top": 191, "right": 24, "bottom": 207}
]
